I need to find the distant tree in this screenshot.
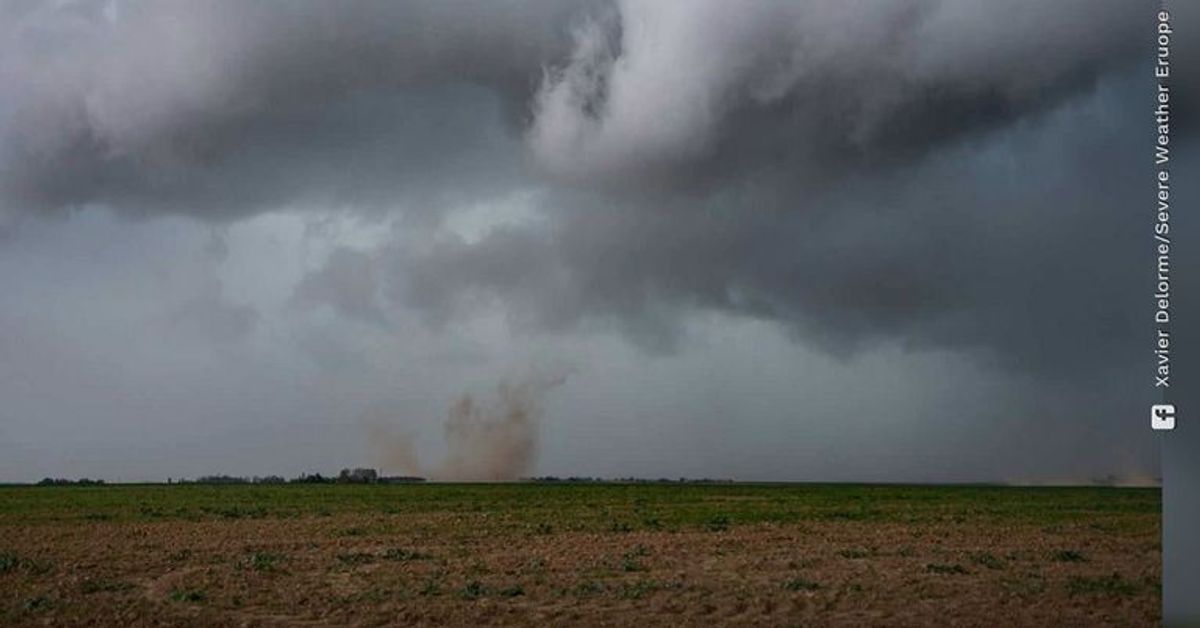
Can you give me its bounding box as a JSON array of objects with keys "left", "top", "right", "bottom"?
[
  {"left": 195, "top": 475, "right": 250, "bottom": 485},
  {"left": 291, "top": 473, "right": 333, "bottom": 484},
  {"left": 337, "top": 468, "right": 378, "bottom": 484},
  {"left": 34, "top": 477, "right": 106, "bottom": 486},
  {"left": 378, "top": 475, "right": 426, "bottom": 484}
]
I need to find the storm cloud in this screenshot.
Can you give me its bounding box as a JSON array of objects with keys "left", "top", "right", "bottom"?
[
  {"left": 1, "top": 1, "right": 1141, "bottom": 217},
  {"left": 0, "top": 1, "right": 1176, "bottom": 482},
  {"left": 0, "top": 0, "right": 591, "bottom": 219}
]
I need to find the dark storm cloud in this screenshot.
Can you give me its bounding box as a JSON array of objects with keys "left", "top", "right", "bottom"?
[
  {"left": 524, "top": 2, "right": 1143, "bottom": 189},
  {"left": 0, "top": 0, "right": 594, "bottom": 219},
  {"left": 391, "top": 71, "right": 1149, "bottom": 377},
  {"left": 1, "top": 1, "right": 1141, "bottom": 217},
  {"left": 379, "top": 1, "right": 1149, "bottom": 379},
  {"left": 0, "top": 0, "right": 1159, "bottom": 379}
]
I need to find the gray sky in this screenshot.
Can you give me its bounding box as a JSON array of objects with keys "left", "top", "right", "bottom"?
[{"left": 0, "top": 0, "right": 1182, "bottom": 483}]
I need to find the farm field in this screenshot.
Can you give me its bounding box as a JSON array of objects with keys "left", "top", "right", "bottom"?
[{"left": 0, "top": 483, "right": 1160, "bottom": 627}]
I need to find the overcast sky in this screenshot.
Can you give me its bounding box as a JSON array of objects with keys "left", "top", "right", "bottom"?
[{"left": 0, "top": 0, "right": 1189, "bottom": 483}]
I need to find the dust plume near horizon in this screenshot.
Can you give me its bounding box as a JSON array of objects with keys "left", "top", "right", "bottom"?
[{"left": 370, "top": 372, "right": 568, "bottom": 482}]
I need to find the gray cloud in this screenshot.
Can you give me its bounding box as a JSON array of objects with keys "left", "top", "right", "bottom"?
[
  {"left": 526, "top": 1, "right": 1142, "bottom": 186},
  {"left": 0, "top": 0, "right": 593, "bottom": 220},
  {"left": 379, "top": 70, "right": 1153, "bottom": 381},
  {"left": 167, "top": 277, "right": 259, "bottom": 344},
  {"left": 1, "top": 1, "right": 1142, "bottom": 221},
  {"left": 254, "top": 0, "right": 1163, "bottom": 379},
  {"left": 291, "top": 247, "right": 387, "bottom": 326}
]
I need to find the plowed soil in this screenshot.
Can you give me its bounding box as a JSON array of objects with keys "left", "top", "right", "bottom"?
[{"left": 0, "top": 484, "right": 1159, "bottom": 626}]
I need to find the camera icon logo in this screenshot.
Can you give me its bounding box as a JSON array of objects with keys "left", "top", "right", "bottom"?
[{"left": 1151, "top": 404, "right": 1176, "bottom": 431}]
